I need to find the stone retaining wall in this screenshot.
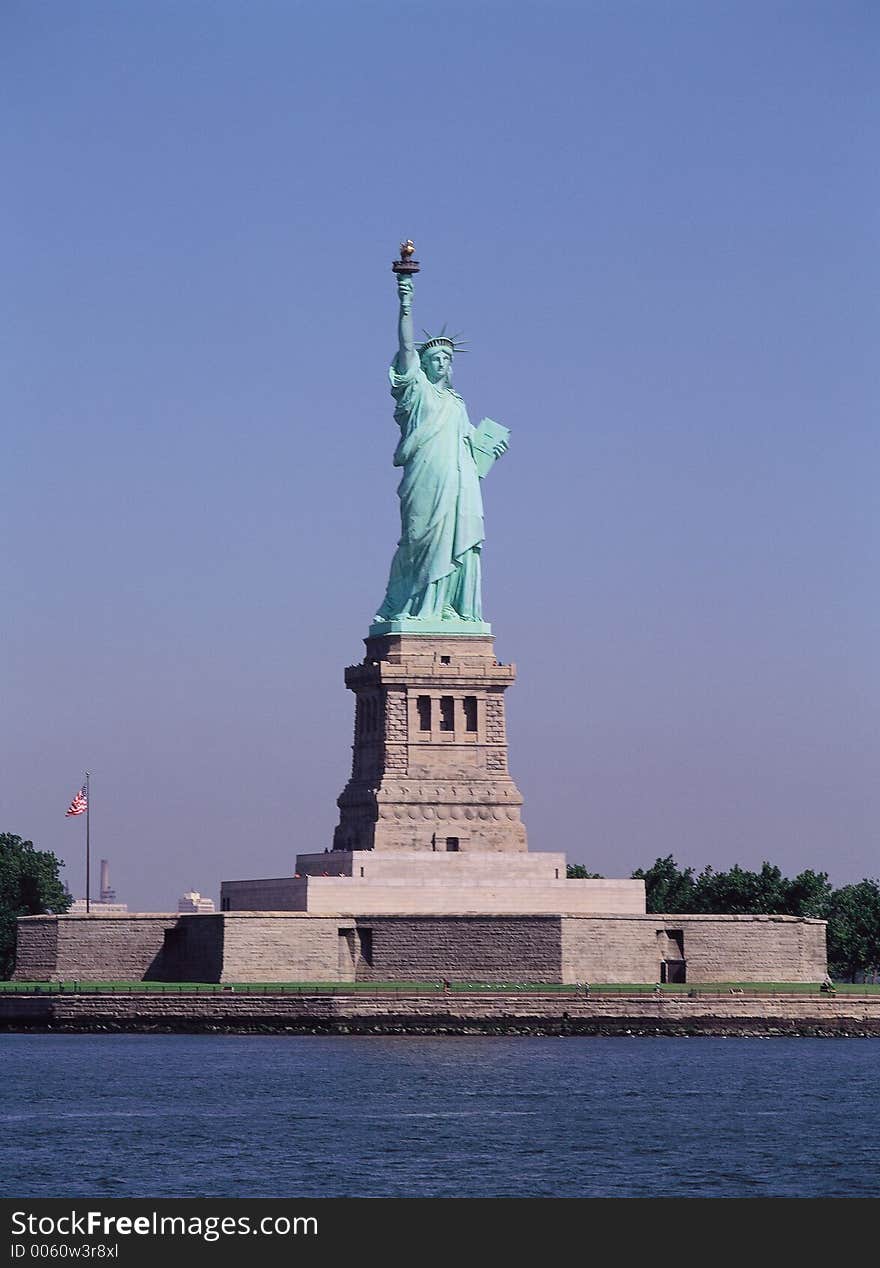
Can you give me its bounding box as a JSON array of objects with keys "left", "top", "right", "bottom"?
[
  {"left": 560, "top": 914, "right": 827, "bottom": 984},
  {"left": 220, "top": 915, "right": 344, "bottom": 983},
  {"left": 355, "top": 916, "right": 562, "bottom": 983},
  {"left": 14, "top": 914, "right": 176, "bottom": 982},
  {"left": 654, "top": 914, "right": 828, "bottom": 984},
  {"left": 1, "top": 991, "right": 877, "bottom": 1036},
  {"left": 14, "top": 910, "right": 828, "bottom": 985}
]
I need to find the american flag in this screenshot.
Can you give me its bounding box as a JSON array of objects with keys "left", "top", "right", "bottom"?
[{"left": 65, "top": 784, "right": 88, "bottom": 817}]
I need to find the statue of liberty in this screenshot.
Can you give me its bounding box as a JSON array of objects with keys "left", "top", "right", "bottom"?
[{"left": 373, "top": 243, "right": 509, "bottom": 633}]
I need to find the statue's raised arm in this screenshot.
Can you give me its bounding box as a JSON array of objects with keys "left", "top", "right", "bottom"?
[{"left": 395, "top": 273, "right": 418, "bottom": 377}]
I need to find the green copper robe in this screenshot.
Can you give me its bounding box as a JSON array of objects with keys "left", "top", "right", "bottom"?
[{"left": 376, "top": 360, "right": 484, "bottom": 621}]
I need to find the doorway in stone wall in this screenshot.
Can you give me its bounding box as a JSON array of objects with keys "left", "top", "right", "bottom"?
[
  {"left": 338, "top": 927, "right": 356, "bottom": 979},
  {"left": 660, "top": 958, "right": 687, "bottom": 984},
  {"left": 657, "top": 929, "right": 686, "bottom": 983}
]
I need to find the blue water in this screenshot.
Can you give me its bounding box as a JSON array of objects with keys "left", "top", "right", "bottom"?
[{"left": 2, "top": 1035, "right": 877, "bottom": 1198}]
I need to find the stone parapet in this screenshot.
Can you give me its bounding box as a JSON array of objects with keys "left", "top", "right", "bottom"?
[
  {"left": 360, "top": 633, "right": 509, "bottom": 669},
  {"left": 295, "top": 849, "right": 569, "bottom": 881},
  {"left": 223, "top": 863, "right": 646, "bottom": 916},
  {"left": 262, "top": 877, "right": 645, "bottom": 916},
  {"left": 222, "top": 877, "right": 308, "bottom": 911}
]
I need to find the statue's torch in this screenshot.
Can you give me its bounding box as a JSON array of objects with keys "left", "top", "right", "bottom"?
[{"left": 392, "top": 239, "right": 420, "bottom": 275}]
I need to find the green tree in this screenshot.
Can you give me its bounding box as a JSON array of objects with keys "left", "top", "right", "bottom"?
[
  {"left": 826, "top": 880, "right": 880, "bottom": 982},
  {"left": 690, "top": 862, "right": 789, "bottom": 915},
  {"left": 567, "top": 864, "right": 604, "bottom": 879},
  {"left": 782, "top": 869, "right": 834, "bottom": 919},
  {"left": 631, "top": 858, "right": 833, "bottom": 919},
  {"left": 632, "top": 856, "right": 696, "bottom": 913},
  {"left": 0, "top": 833, "right": 72, "bottom": 978}
]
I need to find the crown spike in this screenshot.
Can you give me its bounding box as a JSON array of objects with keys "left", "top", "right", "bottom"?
[{"left": 416, "top": 326, "right": 470, "bottom": 356}]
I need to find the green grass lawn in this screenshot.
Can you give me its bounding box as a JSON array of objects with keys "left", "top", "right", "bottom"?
[{"left": 2, "top": 979, "right": 878, "bottom": 995}]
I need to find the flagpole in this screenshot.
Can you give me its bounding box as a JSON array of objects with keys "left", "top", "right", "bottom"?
[{"left": 85, "top": 771, "right": 91, "bottom": 915}]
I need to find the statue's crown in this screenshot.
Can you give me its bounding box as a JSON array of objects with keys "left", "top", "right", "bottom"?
[{"left": 417, "top": 325, "right": 468, "bottom": 356}]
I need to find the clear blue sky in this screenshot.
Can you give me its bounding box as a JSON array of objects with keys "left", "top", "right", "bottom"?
[{"left": 3, "top": 1, "right": 877, "bottom": 910}]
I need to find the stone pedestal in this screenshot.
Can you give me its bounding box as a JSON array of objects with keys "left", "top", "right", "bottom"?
[{"left": 332, "top": 633, "right": 527, "bottom": 853}]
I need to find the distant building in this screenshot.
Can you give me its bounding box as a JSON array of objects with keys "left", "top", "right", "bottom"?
[
  {"left": 99, "top": 858, "right": 116, "bottom": 903},
  {"left": 68, "top": 858, "right": 128, "bottom": 913},
  {"left": 67, "top": 898, "right": 128, "bottom": 914},
  {"left": 177, "top": 890, "right": 216, "bottom": 914}
]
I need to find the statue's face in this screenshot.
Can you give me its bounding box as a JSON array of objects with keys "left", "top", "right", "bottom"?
[{"left": 422, "top": 346, "right": 453, "bottom": 386}]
